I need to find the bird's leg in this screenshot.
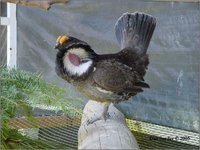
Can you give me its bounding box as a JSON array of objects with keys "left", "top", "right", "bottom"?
[
  {"left": 86, "top": 102, "right": 111, "bottom": 125},
  {"left": 100, "top": 102, "right": 110, "bottom": 121},
  {"left": 100, "top": 103, "right": 110, "bottom": 121}
]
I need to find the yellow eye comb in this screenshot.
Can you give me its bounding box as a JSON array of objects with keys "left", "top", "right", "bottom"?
[{"left": 56, "top": 35, "right": 70, "bottom": 45}]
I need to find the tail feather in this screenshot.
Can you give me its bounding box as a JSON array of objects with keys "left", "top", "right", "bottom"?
[{"left": 115, "top": 12, "right": 156, "bottom": 54}]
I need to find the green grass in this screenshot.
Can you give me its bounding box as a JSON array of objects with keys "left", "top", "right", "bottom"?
[{"left": 0, "top": 66, "right": 82, "bottom": 149}]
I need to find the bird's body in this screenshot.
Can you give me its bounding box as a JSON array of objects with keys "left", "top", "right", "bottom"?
[{"left": 55, "top": 12, "right": 156, "bottom": 123}]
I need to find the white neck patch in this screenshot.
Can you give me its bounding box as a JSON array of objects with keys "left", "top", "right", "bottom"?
[{"left": 63, "top": 53, "right": 93, "bottom": 76}]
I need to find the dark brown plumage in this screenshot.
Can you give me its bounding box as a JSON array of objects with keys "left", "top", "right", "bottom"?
[{"left": 55, "top": 12, "right": 156, "bottom": 123}]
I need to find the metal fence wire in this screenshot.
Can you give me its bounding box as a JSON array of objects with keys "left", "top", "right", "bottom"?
[
  {"left": 0, "top": 25, "right": 7, "bottom": 66},
  {"left": 0, "top": 2, "right": 7, "bottom": 66},
  {"left": 9, "top": 107, "right": 199, "bottom": 149}
]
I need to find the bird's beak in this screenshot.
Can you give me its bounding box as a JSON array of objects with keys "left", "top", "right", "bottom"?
[{"left": 54, "top": 43, "right": 59, "bottom": 49}]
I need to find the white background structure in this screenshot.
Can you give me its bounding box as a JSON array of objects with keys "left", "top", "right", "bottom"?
[{"left": 1, "top": 3, "right": 17, "bottom": 68}]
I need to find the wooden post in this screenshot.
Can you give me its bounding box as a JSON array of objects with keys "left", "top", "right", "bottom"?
[{"left": 78, "top": 100, "right": 139, "bottom": 149}]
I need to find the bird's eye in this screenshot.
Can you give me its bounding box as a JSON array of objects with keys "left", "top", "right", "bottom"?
[
  {"left": 56, "top": 35, "right": 70, "bottom": 45},
  {"left": 81, "top": 58, "right": 90, "bottom": 63}
]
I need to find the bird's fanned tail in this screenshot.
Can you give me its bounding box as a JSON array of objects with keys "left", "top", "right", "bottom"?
[{"left": 115, "top": 12, "right": 156, "bottom": 55}]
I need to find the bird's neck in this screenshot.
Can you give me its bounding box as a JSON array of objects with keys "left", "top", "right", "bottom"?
[{"left": 63, "top": 52, "right": 93, "bottom": 77}]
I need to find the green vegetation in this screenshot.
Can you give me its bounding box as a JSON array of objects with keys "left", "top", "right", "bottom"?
[{"left": 0, "top": 66, "right": 82, "bottom": 149}]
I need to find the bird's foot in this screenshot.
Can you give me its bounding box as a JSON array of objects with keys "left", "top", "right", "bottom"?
[
  {"left": 105, "top": 112, "right": 110, "bottom": 118},
  {"left": 86, "top": 117, "right": 101, "bottom": 125},
  {"left": 86, "top": 112, "right": 110, "bottom": 125}
]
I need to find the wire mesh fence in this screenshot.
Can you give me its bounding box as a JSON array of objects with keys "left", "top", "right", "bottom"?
[
  {"left": 0, "top": 25, "right": 7, "bottom": 66},
  {"left": 9, "top": 112, "right": 199, "bottom": 149}
]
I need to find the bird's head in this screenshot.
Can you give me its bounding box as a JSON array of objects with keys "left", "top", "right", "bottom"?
[{"left": 55, "top": 35, "right": 96, "bottom": 80}]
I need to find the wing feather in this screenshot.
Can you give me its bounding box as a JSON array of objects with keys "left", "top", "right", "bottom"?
[{"left": 92, "top": 60, "right": 149, "bottom": 94}]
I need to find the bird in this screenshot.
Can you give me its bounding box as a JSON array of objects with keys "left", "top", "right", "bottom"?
[{"left": 55, "top": 12, "right": 156, "bottom": 124}]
